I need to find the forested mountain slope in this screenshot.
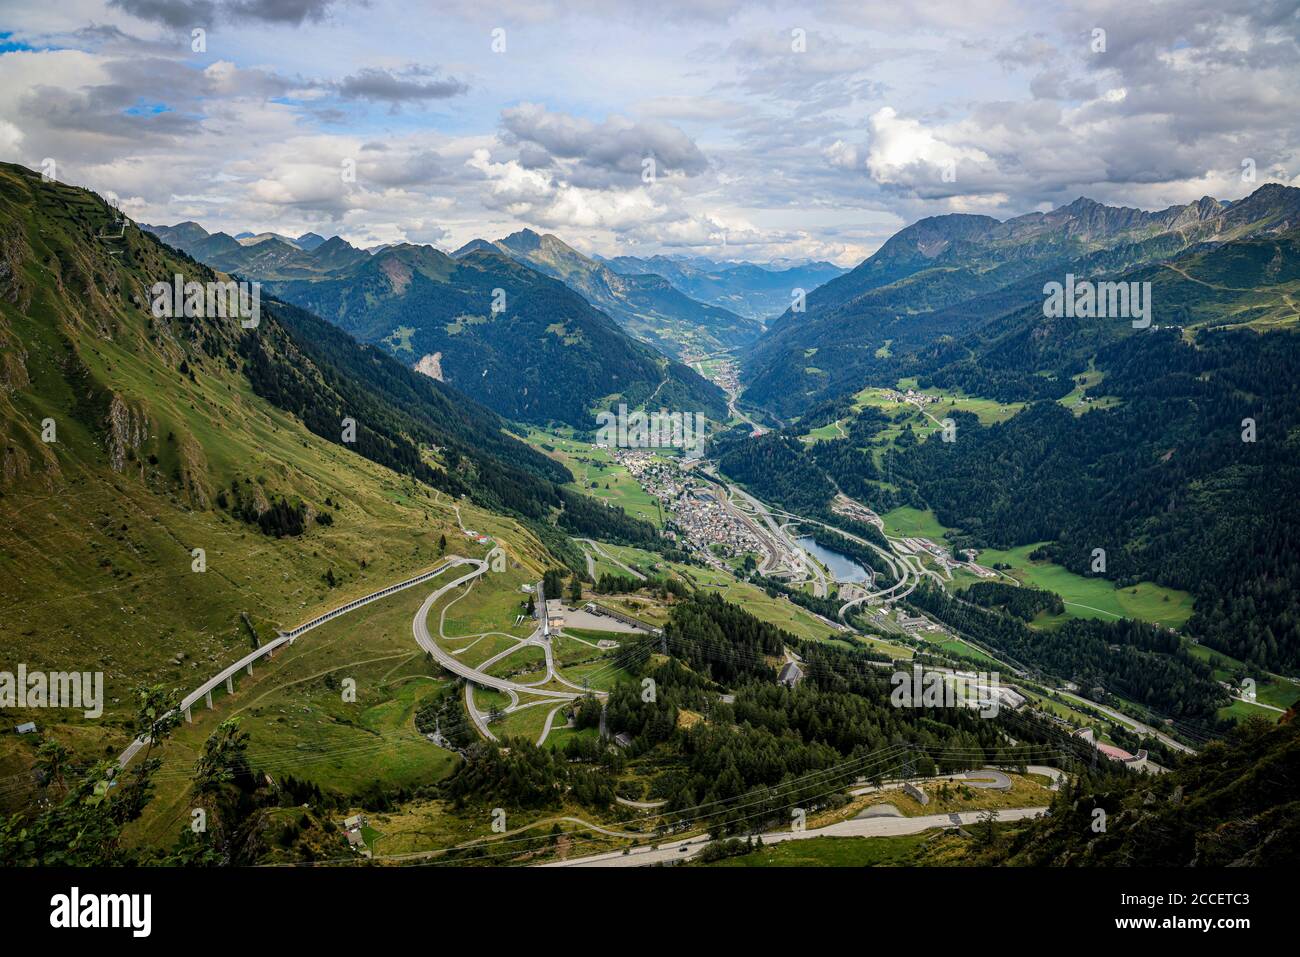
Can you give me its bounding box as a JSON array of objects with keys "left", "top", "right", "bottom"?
[
  {"left": 717, "top": 197, "right": 1300, "bottom": 674},
  {"left": 147, "top": 220, "right": 725, "bottom": 428},
  {"left": 743, "top": 186, "right": 1300, "bottom": 416},
  {"left": 993, "top": 717, "right": 1298, "bottom": 866},
  {"left": 452, "top": 229, "right": 763, "bottom": 358}
]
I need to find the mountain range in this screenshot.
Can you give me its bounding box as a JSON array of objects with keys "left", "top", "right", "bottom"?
[
  {"left": 741, "top": 184, "right": 1300, "bottom": 417},
  {"left": 140, "top": 222, "right": 727, "bottom": 428},
  {"left": 601, "top": 253, "right": 846, "bottom": 322},
  {"left": 140, "top": 223, "right": 848, "bottom": 365}
]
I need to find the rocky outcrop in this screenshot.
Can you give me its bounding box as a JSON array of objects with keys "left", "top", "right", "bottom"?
[
  {"left": 414, "top": 351, "right": 444, "bottom": 381},
  {"left": 0, "top": 425, "right": 60, "bottom": 489},
  {"left": 0, "top": 220, "right": 29, "bottom": 311},
  {"left": 176, "top": 434, "right": 211, "bottom": 509},
  {"left": 0, "top": 340, "right": 29, "bottom": 393},
  {"left": 105, "top": 394, "right": 148, "bottom": 473}
]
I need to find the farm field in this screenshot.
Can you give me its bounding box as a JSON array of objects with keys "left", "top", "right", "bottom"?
[
  {"left": 853, "top": 383, "right": 1024, "bottom": 426},
  {"left": 880, "top": 507, "right": 953, "bottom": 541}
]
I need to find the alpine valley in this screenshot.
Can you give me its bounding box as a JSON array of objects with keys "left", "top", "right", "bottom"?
[{"left": 1, "top": 167, "right": 1296, "bottom": 876}]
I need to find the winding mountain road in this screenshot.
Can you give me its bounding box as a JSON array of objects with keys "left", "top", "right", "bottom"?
[
  {"left": 540, "top": 805, "right": 1050, "bottom": 867},
  {"left": 116, "top": 555, "right": 480, "bottom": 769}
]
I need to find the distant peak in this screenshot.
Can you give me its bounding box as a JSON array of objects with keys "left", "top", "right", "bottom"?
[
  {"left": 500, "top": 228, "right": 543, "bottom": 251},
  {"left": 451, "top": 238, "right": 497, "bottom": 258}
]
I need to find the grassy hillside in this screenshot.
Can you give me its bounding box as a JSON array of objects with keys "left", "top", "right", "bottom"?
[{"left": 0, "top": 163, "right": 580, "bottom": 799}]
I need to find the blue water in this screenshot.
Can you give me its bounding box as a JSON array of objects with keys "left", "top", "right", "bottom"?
[{"left": 795, "top": 536, "right": 870, "bottom": 583}]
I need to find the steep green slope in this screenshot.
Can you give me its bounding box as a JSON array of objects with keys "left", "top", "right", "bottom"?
[
  {"left": 0, "top": 162, "right": 653, "bottom": 769},
  {"left": 994, "top": 717, "right": 1299, "bottom": 866}
]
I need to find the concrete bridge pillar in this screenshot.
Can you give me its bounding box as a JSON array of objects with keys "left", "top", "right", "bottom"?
[
  {"left": 226, "top": 676, "right": 234, "bottom": 694},
  {"left": 246, "top": 662, "right": 253, "bottom": 676},
  {"left": 184, "top": 706, "right": 192, "bottom": 723},
  {"left": 205, "top": 690, "right": 213, "bottom": 710}
]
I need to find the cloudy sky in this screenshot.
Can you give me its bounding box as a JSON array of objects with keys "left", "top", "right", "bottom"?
[{"left": 1, "top": 0, "right": 1296, "bottom": 264}]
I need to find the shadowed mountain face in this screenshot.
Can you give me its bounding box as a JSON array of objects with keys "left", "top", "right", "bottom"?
[
  {"left": 141, "top": 223, "right": 726, "bottom": 429},
  {"left": 452, "top": 229, "right": 764, "bottom": 358},
  {"left": 741, "top": 185, "right": 1300, "bottom": 417},
  {"left": 601, "top": 253, "right": 846, "bottom": 322}
]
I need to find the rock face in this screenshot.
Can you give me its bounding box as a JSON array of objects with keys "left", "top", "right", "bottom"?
[
  {"left": 1, "top": 440, "right": 59, "bottom": 489},
  {"left": 0, "top": 343, "right": 29, "bottom": 393},
  {"left": 105, "top": 394, "right": 148, "bottom": 473},
  {"left": 177, "top": 435, "right": 211, "bottom": 509},
  {"left": 414, "top": 351, "right": 444, "bottom": 381},
  {"left": 0, "top": 221, "right": 29, "bottom": 309}
]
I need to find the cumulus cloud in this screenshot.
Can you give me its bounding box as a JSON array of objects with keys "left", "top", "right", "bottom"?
[
  {"left": 2, "top": 0, "right": 1297, "bottom": 266},
  {"left": 865, "top": 107, "right": 994, "bottom": 194},
  {"left": 822, "top": 139, "right": 864, "bottom": 171},
  {"left": 466, "top": 148, "right": 669, "bottom": 228}
]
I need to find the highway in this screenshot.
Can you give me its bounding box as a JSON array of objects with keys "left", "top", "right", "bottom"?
[
  {"left": 1055, "top": 689, "right": 1197, "bottom": 755},
  {"left": 540, "top": 805, "right": 1049, "bottom": 867},
  {"left": 117, "top": 552, "right": 604, "bottom": 769},
  {"left": 412, "top": 560, "right": 581, "bottom": 700},
  {"left": 116, "top": 555, "right": 480, "bottom": 768}
]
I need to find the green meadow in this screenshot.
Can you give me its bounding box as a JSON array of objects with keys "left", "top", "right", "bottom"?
[{"left": 976, "top": 542, "right": 1194, "bottom": 629}]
